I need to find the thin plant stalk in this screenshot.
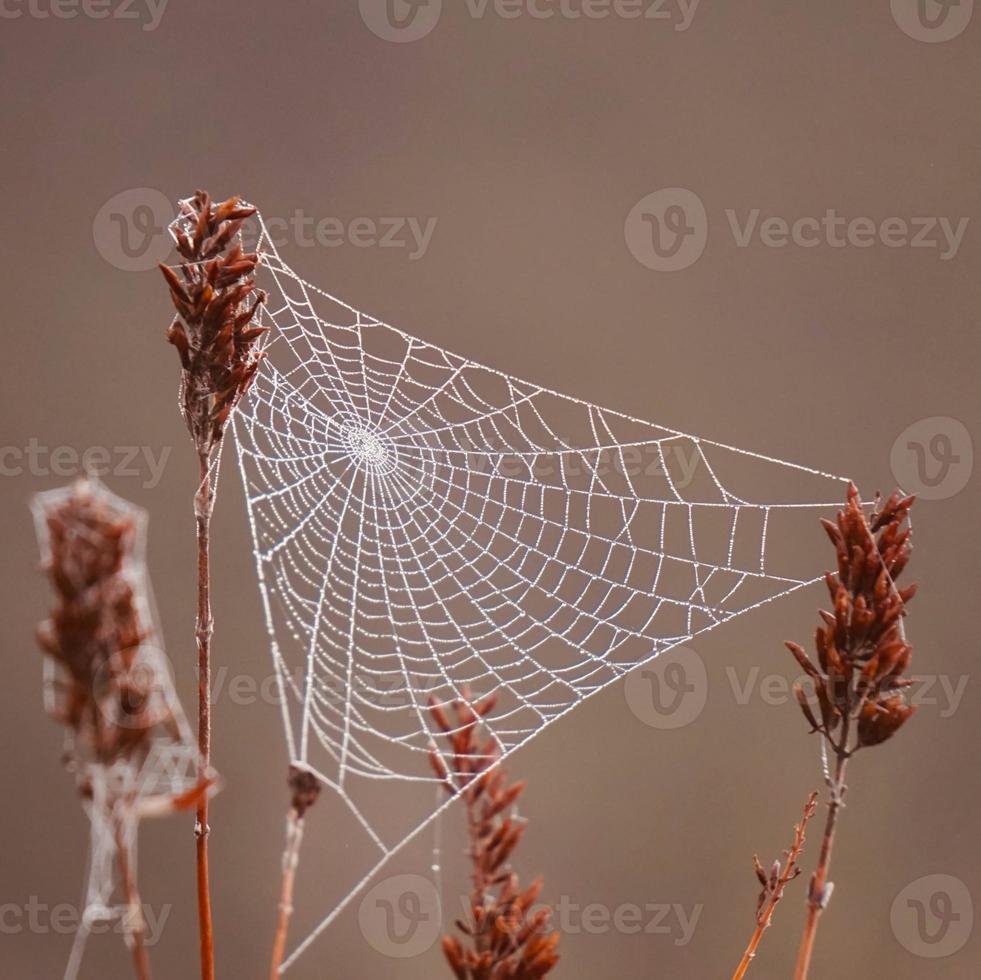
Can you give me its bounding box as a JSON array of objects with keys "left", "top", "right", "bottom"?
[
  {"left": 794, "top": 741, "right": 847, "bottom": 979},
  {"left": 785, "top": 486, "right": 917, "bottom": 980},
  {"left": 732, "top": 792, "right": 818, "bottom": 980},
  {"left": 194, "top": 452, "right": 216, "bottom": 980},
  {"left": 160, "top": 190, "right": 268, "bottom": 980},
  {"left": 428, "top": 689, "right": 560, "bottom": 979},
  {"left": 115, "top": 816, "right": 153, "bottom": 980},
  {"left": 270, "top": 767, "right": 320, "bottom": 977},
  {"left": 269, "top": 809, "right": 305, "bottom": 978}
]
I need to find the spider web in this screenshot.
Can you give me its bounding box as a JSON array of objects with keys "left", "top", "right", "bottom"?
[
  {"left": 32, "top": 480, "right": 208, "bottom": 980},
  {"left": 229, "top": 211, "right": 851, "bottom": 971}
]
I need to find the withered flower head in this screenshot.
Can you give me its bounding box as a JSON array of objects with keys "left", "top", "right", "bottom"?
[
  {"left": 34, "top": 480, "right": 177, "bottom": 773},
  {"left": 428, "top": 688, "right": 560, "bottom": 980},
  {"left": 788, "top": 483, "right": 917, "bottom": 754},
  {"left": 288, "top": 764, "right": 322, "bottom": 819},
  {"left": 160, "top": 190, "right": 268, "bottom": 458}
]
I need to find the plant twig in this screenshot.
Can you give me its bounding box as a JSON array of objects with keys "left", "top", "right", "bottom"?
[
  {"left": 194, "top": 452, "right": 215, "bottom": 980},
  {"left": 731, "top": 792, "right": 818, "bottom": 980},
  {"left": 269, "top": 767, "right": 321, "bottom": 978},
  {"left": 427, "top": 688, "right": 560, "bottom": 980},
  {"left": 33, "top": 478, "right": 189, "bottom": 980},
  {"left": 115, "top": 814, "right": 153, "bottom": 980},
  {"left": 160, "top": 190, "right": 268, "bottom": 980},
  {"left": 786, "top": 485, "right": 917, "bottom": 979},
  {"left": 794, "top": 756, "right": 846, "bottom": 979}
]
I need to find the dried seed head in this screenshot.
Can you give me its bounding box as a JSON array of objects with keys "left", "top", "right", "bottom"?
[
  {"left": 787, "top": 484, "right": 917, "bottom": 754},
  {"left": 160, "top": 190, "right": 268, "bottom": 459},
  {"left": 33, "top": 480, "right": 179, "bottom": 777},
  {"left": 428, "top": 696, "right": 559, "bottom": 979},
  {"left": 288, "top": 765, "right": 322, "bottom": 819}
]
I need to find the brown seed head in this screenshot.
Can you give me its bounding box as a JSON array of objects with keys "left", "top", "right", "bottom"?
[
  {"left": 428, "top": 691, "right": 559, "bottom": 979},
  {"left": 160, "top": 190, "right": 268, "bottom": 458},
  {"left": 788, "top": 484, "right": 917, "bottom": 754},
  {"left": 34, "top": 480, "right": 177, "bottom": 775}
]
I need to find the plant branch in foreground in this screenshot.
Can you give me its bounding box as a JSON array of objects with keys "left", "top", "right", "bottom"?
[
  {"left": 269, "top": 766, "right": 321, "bottom": 978},
  {"left": 160, "top": 190, "right": 267, "bottom": 980},
  {"left": 428, "top": 689, "right": 560, "bottom": 980},
  {"left": 731, "top": 792, "right": 818, "bottom": 980},
  {"left": 33, "top": 479, "right": 218, "bottom": 978},
  {"left": 788, "top": 485, "right": 917, "bottom": 979}
]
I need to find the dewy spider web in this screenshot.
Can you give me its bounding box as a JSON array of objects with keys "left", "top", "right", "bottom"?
[
  {"left": 228, "top": 209, "right": 852, "bottom": 971},
  {"left": 32, "top": 480, "right": 209, "bottom": 980}
]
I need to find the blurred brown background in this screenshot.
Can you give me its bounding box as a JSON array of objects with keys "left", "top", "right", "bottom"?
[{"left": 2, "top": 1, "right": 980, "bottom": 977}]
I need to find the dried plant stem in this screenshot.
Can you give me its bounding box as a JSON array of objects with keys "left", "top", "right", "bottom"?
[
  {"left": 794, "top": 746, "right": 849, "bottom": 980},
  {"left": 269, "top": 809, "right": 306, "bottom": 978},
  {"left": 785, "top": 486, "right": 918, "bottom": 980},
  {"left": 194, "top": 452, "right": 216, "bottom": 980},
  {"left": 269, "top": 767, "right": 320, "bottom": 977},
  {"left": 732, "top": 792, "right": 818, "bottom": 980},
  {"left": 429, "top": 691, "right": 560, "bottom": 979},
  {"left": 161, "top": 192, "right": 269, "bottom": 980},
  {"left": 115, "top": 818, "right": 153, "bottom": 980}
]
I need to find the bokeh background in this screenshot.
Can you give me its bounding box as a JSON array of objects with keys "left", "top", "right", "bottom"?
[{"left": 2, "top": 2, "right": 980, "bottom": 977}]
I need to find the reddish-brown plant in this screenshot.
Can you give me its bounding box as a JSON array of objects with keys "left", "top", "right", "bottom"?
[
  {"left": 160, "top": 190, "right": 267, "bottom": 458},
  {"left": 160, "top": 189, "right": 268, "bottom": 980},
  {"left": 269, "top": 766, "right": 322, "bottom": 979},
  {"left": 428, "top": 689, "right": 560, "bottom": 980},
  {"left": 788, "top": 484, "right": 917, "bottom": 979},
  {"left": 731, "top": 792, "right": 818, "bottom": 980},
  {"left": 36, "top": 481, "right": 169, "bottom": 980},
  {"left": 37, "top": 482, "right": 175, "bottom": 772}
]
